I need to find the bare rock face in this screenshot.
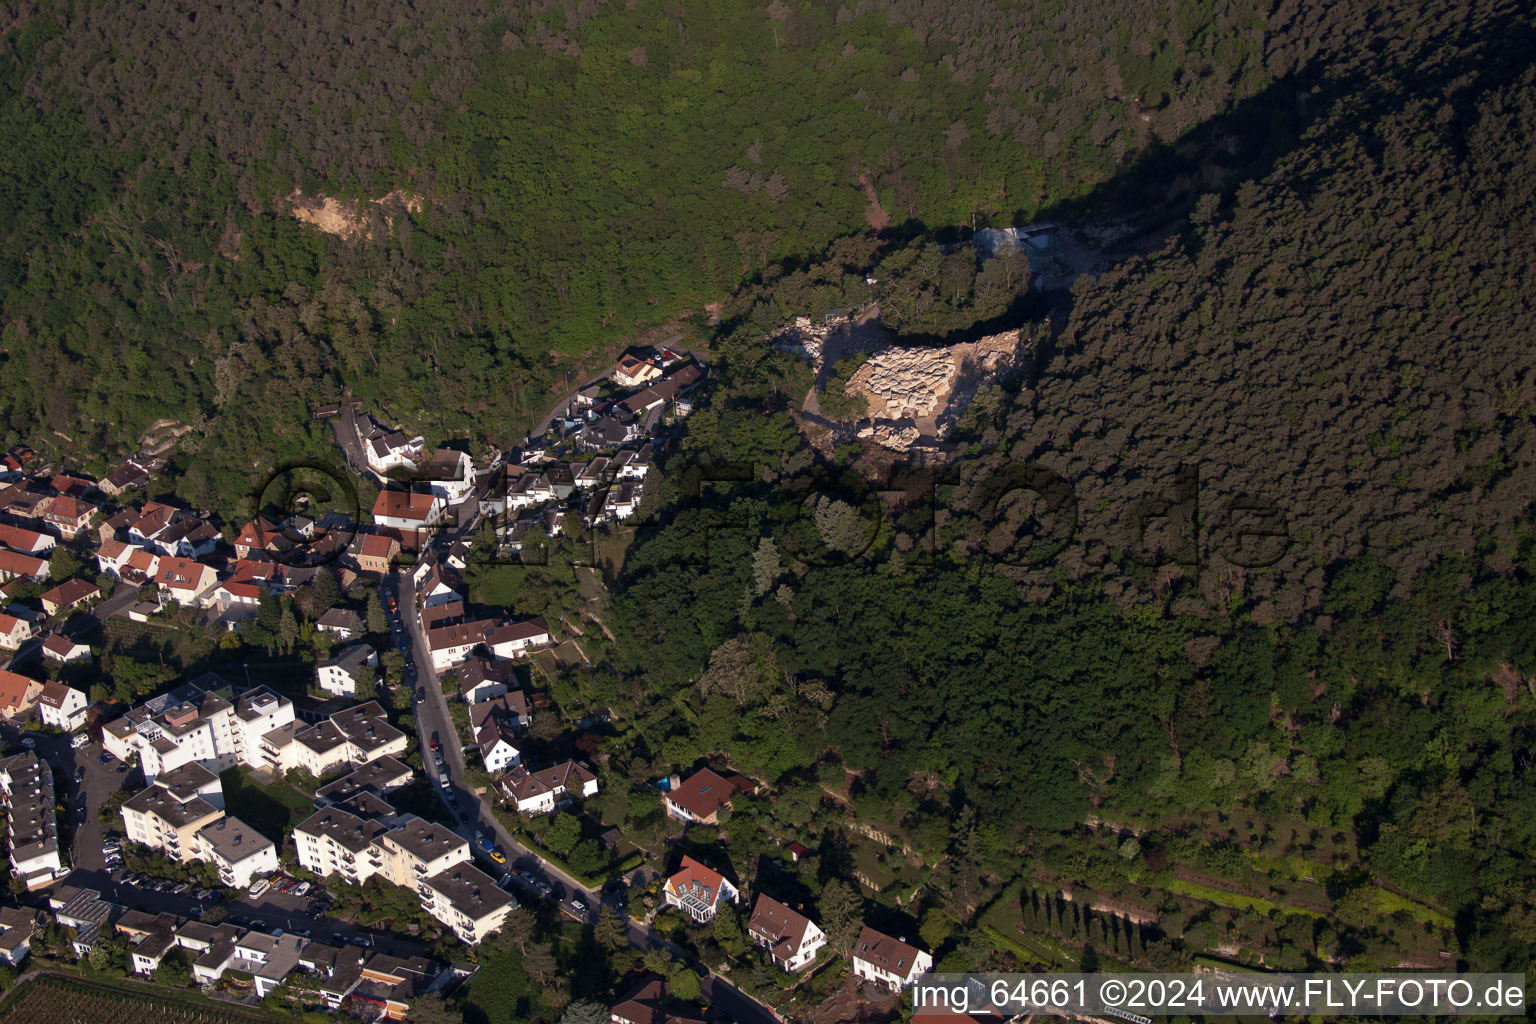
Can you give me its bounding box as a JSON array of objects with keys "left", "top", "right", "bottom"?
[{"left": 842, "top": 328, "right": 1028, "bottom": 449}]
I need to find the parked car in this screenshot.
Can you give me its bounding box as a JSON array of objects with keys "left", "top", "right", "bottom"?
[
  {"left": 332, "top": 932, "right": 347, "bottom": 943},
  {"left": 171, "top": 883, "right": 191, "bottom": 895},
  {"left": 535, "top": 880, "right": 553, "bottom": 896},
  {"left": 97, "top": 753, "right": 112, "bottom": 765},
  {"left": 292, "top": 882, "right": 311, "bottom": 897},
  {"left": 18, "top": 737, "right": 34, "bottom": 750},
  {"left": 349, "top": 935, "right": 372, "bottom": 948},
  {"left": 73, "top": 767, "right": 84, "bottom": 784},
  {"left": 570, "top": 898, "right": 586, "bottom": 914},
  {"left": 69, "top": 733, "right": 89, "bottom": 749},
  {"left": 429, "top": 733, "right": 441, "bottom": 752},
  {"left": 488, "top": 848, "right": 506, "bottom": 865},
  {"left": 248, "top": 878, "right": 271, "bottom": 898},
  {"left": 229, "top": 915, "right": 249, "bottom": 927},
  {"left": 415, "top": 688, "right": 425, "bottom": 703}
]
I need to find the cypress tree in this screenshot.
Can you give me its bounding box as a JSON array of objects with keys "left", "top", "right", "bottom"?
[{"left": 1114, "top": 918, "right": 1131, "bottom": 959}]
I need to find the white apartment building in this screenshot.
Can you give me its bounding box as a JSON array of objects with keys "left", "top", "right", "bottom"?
[
  {"left": 260, "top": 701, "right": 407, "bottom": 778},
  {"left": 192, "top": 816, "right": 279, "bottom": 889},
  {"left": 120, "top": 763, "right": 225, "bottom": 864},
  {"left": 100, "top": 681, "right": 282, "bottom": 782},
  {"left": 0, "top": 752, "right": 65, "bottom": 889}
]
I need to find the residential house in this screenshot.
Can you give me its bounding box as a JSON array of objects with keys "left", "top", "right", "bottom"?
[
  {"left": 603, "top": 481, "right": 641, "bottom": 521},
  {"left": 121, "top": 503, "right": 218, "bottom": 558},
  {"left": 618, "top": 364, "right": 703, "bottom": 417},
  {"left": 0, "top": 485, "right": 51, "bottom": 522},
  {"left": 49, "top": 886, "right": 119, "bottom": 956},
  {"left": 0, "top": 524, "right": 55, "bottom": 555},
  {"left": 469, "top": 691, "right": 530, "bottom": 735},
  {"left": 192, "top": 815, "right": 279, "bottom": 889},
  {"left": 663, "top": 856, "right": 739, "bottom": 924},
  {"left": 573, "top": 457, "right": 611, "bottom": 490},
  {"left": 234, "top": 517, "right": 278, "bottom": 558},
  {"left": 99, "top": 462, "right": 150, "bottom": 496},
  {"left": 117, "top": 910, "right": 181, "bottom": 975},
  {"left": 354, "top": 533, "right": 400, "bottom": 573},
  {"left": 230, "top": 930, "right": 308, "bottom": 998},
  {"left": 422, "top": 600, "right": 465, "bottom": 631},
  {"left": 457, "top": 657, "right": 513, "bottom": 704},
  {"left": 578, "top": 414, "right": 639, "bottom": 451},
  {"left": 422, "top": 448, "right": 476, "bottom": 503},
  {"left": 663, "top": 768, "right": 749, "bottom": 825},
  {"left": 0, "top": 549, "right": 48, "bottom": 583},
  {"left": 36, "top": 681, "right": 88, "bottom": 730},
  {"left": 0, "top": 670, "right": 43, "bottom": 720},
  {"left": 486, "top": 617, "right": 552, "bottom": 659},
  {"left": 0, "top": 613, "right": 34, "bottom": 651},
  {"left": 416, "top": 557, "right": 463, "bottom": 609},
  {"left": 506, "top": 471, "right": 555, "bottom": 512},
  {"left": 40, "top": 633, "right": 90, "bottom": 663},
  {"left": 363, "top": 422, "right": 425, "bottom": 475},
  {"left": 497, "top": 760, "right": 598, "bottom": 815},
  {"left": 348, "top": 953, "right": 439, "bottom": 1020},
  {"left": 748, "top": 894, "right": 827, "bottom": 972},
  {"left": 317, "top": 644, "right": 378, "bottom": 697},
  {"left": 40, "top": 495, "right": 97, "bottom": 539},
  {"left": 850, "top": 926, "right": 933, "bottom": 991},
  {"left": 609, "top": 978, "right": 709, "bottom": 1024},
  {"left": 155, "top": 557, "right": 219, "bottom": 607},
  {"left": 316, "top": 607, "right": 365, "bottom": 639},
  {"left": 612, "top": 352, "right": 663, "bottom": 388},
  {"left": 426, "top": 619, "right": 500, "bottom": 673},
  {"left": 371, "top": 488, "right": 444, "bottom": 545},
  {"left": 0, "top": 906, "right": 36, "bottom": 967},
  {"left": 474, "top": 717, "right": 521, "bottom": 774},
  {"left": 610, "top": 444, "right": 653, "bottom": 481},
  {"left": 40, "top": 578, "right": 98, "bottom": 616},
  {"left": 121, "top": 547, "right": 160, "bottom": 583}
]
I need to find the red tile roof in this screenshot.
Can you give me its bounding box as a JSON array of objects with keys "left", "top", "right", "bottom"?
[
  {"left": 41, "top": 578, "right": 99, "bottom": 608},
  {"left": 748, "top": 893, "right": 818, "bottom": 963},
  {"left": 0, "top": 669, "right": 38, "bottom": 714},
  {"left": 0, "top": 550, "right": 47, "bottom": 579},
  {"left": 371, "top": 489, "right": 438, "bottom": 522},
  {"left": 665, "top": 768, "right": 745, "bottom": 821}
]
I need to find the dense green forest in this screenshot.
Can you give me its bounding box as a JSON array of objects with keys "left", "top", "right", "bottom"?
[
  {"left": 580, "top": 0, "right": 1536, "bottom": 976},
  {"left": 3, "top": 0, "right": 1314, "bottom": 511}
]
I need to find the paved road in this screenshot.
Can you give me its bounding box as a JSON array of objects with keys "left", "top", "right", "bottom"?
[{"left": 393, "top": 553, "right": 778, "bottom": 1024}]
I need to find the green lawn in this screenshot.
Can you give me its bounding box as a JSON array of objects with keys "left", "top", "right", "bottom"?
[{"left": 221, "top": 767, "right": 315, "bottom": 842}]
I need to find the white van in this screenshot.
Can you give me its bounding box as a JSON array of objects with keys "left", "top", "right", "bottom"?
[
  {"left": 70, "top": 733, "right": 90, "bottom": 750},
  {"left": 248, "top": 877, "right": 271, "bottom": 899}
]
